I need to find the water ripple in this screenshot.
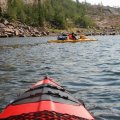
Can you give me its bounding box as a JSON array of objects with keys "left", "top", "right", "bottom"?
[{"left": 0, "top": 36, "right": 120, "bottom": 119}]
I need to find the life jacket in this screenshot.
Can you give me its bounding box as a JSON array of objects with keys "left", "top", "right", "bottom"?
[{"left": 68, "top": 34, "right": 73, "bottom": 39}]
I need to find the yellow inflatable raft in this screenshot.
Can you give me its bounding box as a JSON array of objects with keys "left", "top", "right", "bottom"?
[
  {"left": 48, "top": 38, "right": 97, "bottom": 43},
  {"left": 48, "top": 34, "right": 97, "bottom": 43}
]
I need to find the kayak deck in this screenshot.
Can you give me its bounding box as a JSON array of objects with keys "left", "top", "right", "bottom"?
[
  {"left": 0, "top": 77, "right": 95, "bottom": 120},
  {"left": 48, "top": 39, "right": 97, "bottom": 43}
]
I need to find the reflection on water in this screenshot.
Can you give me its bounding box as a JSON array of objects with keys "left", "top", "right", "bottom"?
[{"left": 0, "top": 35, "right": 120, "bottom": 120}]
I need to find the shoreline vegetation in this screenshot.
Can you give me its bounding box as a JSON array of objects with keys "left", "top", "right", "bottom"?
[{"left": 0, "top": 0, "right": 120, "bottom": 38}]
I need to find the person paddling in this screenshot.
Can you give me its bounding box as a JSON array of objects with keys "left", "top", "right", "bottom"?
[
  {"left": 57, "top": 32, "right": 68, "bottom": 40},
  {"left": 80, "top": 34, "right": 87, "bottom": 39},
  {"left": 68, "top": 32, "right": 77, "bottom": 40}
]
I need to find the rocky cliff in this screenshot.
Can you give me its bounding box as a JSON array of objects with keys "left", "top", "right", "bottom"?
[
  {"left": 86, "top": 5, "right": 120, "bottom": 34},
  {"left": 0, "top": 0, "right": 7, "bottom": 10}
]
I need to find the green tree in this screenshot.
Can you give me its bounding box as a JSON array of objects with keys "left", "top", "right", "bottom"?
[
  {"left": 7, "top": 0, "right": 25, "bottom": 21},
  {"left": 0, "top": 7, "right": 2, "bottom": 17},
  {"left": 44, "top": 0, "right": 54, "bottom": 22},
  {"left": 6, "top": 0, "right": 95, "bottom": 28},
  {"left": 38, "top": 0, "right": 44, "bottom": 26},
  {"left": 75, "top": 16, "right": 95, "bottom": 28}
]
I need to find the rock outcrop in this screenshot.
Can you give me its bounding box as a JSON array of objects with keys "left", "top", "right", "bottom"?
[{"left": 0, "top": 19, "right": 49, "bottom": 37}]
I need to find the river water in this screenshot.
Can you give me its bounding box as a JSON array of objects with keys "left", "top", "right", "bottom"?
[{"left": 0, "top": 35, "right": 120, "bottom": 120}]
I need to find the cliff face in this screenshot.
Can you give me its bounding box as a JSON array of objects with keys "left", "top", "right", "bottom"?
[
  {"left": 87, "top": 5, "right": 120, "bottom": 29},
  {"left": 0, "top": 0, "right": 7, "bottom": 10}
]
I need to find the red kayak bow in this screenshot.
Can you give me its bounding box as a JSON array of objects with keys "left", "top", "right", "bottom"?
[{"left": 0, "top": 77, "right": 95, "bottom": 120}]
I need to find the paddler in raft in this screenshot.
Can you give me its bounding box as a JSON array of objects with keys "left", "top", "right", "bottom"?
[
  {"left": 68, "top": 32, "right": 77, "bottom": 40},
  {"left": 79, "top": 34, "right": 88, "bottom": 40},
  {"left": 57, "top": 32, "right": 77, "bottom": 40},
  {"left": 57, "top": 32, "right": 68, "bottom": 40}
]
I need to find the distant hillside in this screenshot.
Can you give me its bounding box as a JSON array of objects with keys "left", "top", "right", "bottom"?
[
  {"left": 86, "top": 4, "right": 120, "bottom": 30},
  {"left": 0, "top": 0, "right": 120, "bottom": 32}
]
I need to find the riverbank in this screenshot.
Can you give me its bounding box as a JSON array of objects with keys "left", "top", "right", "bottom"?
[
  {"left": 0, "top": 19, "right": 120, "bottom": 38},
  {"left": 0, "top": 20, "right": 50, "bottom": 38}
]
